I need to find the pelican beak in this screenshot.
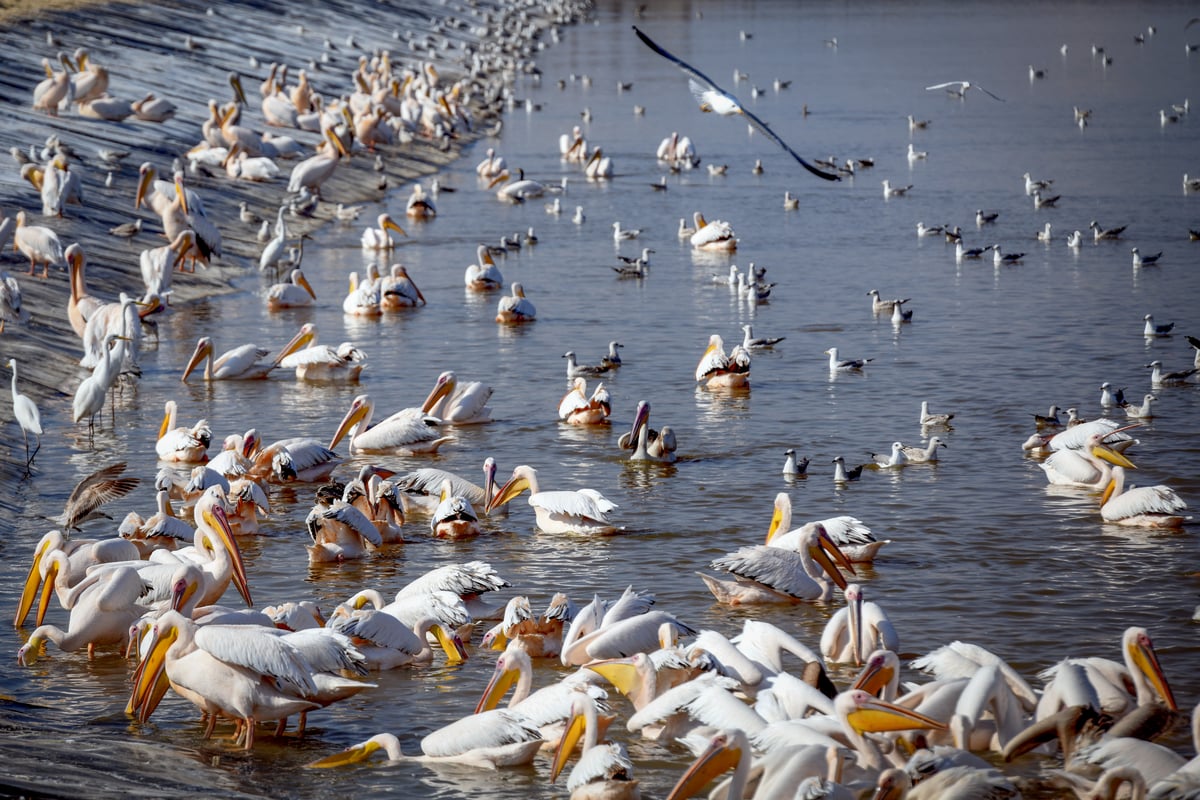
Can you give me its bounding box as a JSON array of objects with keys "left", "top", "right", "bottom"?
[
  {"left": 170, "top": 575, "right": 199, "bottom": 613},
  {"left": 174, "top": 174, "right": 188, "bottom": 216},
  {"left": 474, "top": 657, "right": 519, "bottom": 713},
  {"left": 431, "top": 623, "right": 466, "bottom": 665},
  {"left": 128, "top": 622, "right": 179, "bottom": 721},
  {"left": 765, "top": 497, "right": 786, "bottom": 545},
  {"left": 1101, "top": 478, "right": 1117, "bottom": 506},
  {"left": 306, "top": 739, "right": 381, "bottom": 768},
  {"left": 33, "top": 554, "right": 60, "bottom": 628},
  {"left": 1092, "top": 443, "right": 1136, "bottom": 470},
  {"left": 297, "top": 271, "right": 317, "bottom": 300},
  {"left": 485, "top": 474, "right": 530, "bottom": 514},
  {"left": 585, "top": 656, "right": 641, "bottom": 698},
  {"left": 14, "top": 539, "right": 52, "bottom": 627},
  {"left": 853, "top": 654, "right": 897, "bottom": 697},
  {"left": 487, "top": 170, "right": 510, "bottom": 189},
  {"left": 421, "top": 373, "right": 454, "bottom": 414},
  {"left": 811, "top": 529, "right": 856, "bottom": 590},
  {"left": 666, "top": 733, "right": 744, "bottom": 800},
  {"left": 1128, "top": 630, "right": 1176, "bottom": 711},
  {"left": 229, "top": 72, "right": 247, "bottom": 106},
  {"left": 848, "top": 588, "right": 864, "bottom": 666},
  {"left": 158, "top": 402, "right": 174, "bottom": 441},
  {"left": 382, "top": 217, "right": 407, "bottom": 238},
  {"left": 330, "top": 398, "right": 369, "bottom": 449},
  {"left": 274, "top": 326, "right": 314, "bottom": 366},
  {"left": 550, "top": 705, "right": 587, "bottom": 783},
  {"left": 846, "top": 694, "right": 948, "bottom": 735},
  {"left": 627, "top": 401, "right": 649, "bottom": 446},
  {"left": 135, "top": 164, "right": 153, "bottom": 209},
  {"left": 1002, "top": 704, "right": 1097, "bottom": 764},
  {"left": 180, "top": 339, "right": 210, "bottom": 383},
  {"left": 206, "top": 504, "right": 252, "bottom": 607}
]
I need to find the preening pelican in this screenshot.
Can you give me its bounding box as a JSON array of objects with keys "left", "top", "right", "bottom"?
[
  {"left": 487, "top": 465, "right": 619, "bottom": 535},
  {"left": 32, "top": 53, "right": 74, "bottom": 115},
  {"left": 14, "top": 211, "right": 64, "bottom": 277},
  {"left": 140, "top": 230, "right": 194, "bottom": 300},
  {"left": 1100, "top": 466, "right": 1188, "bottom": 527},
  {"left": 181, "top": 336, "right": 276, "bottom": 381},
  {"left": 405, "top": 184, "right": 436, "bottom": 219},
  {"left": 305, "top": 492, "right": 383, "bottom": 563},
  {"left": 820, "top": 584, "right": 899, "bottom": 666},
  {"left": 328, "top": 594, "right": 466, "bottom": 668},
  {"left": 695, "top": 334, "right": 750, "bottom": 388},
  {"left": 689, "top": 212, "right": 738, "bottom": 251},
  {"left": 379, "top": 264, "right": 425, "bottom": 309},
  {"left": 496, "top": 282, "right": 536, "bottom": 323},
  {"left": 307, "top": 710, "right": 543, "bottom": 769},
  {"left": 430, "top": 479, "right": 482, "bottom": 539},
  {"left": 330, "top": 394, "right": 452, "bottom": 455},
  {"left": 421, "top": 371, "right": 493, "bottom": 424},
  {"left": 700, "top": 525, "right": 854, "bottom": 604},
  {"left": 465, "top": 244, "right": 504, "bottom": 290},
  {"left": 361, "top": 213, "right": 406, "bottom": 251},
  {"left": 15, "top": 530, "right": 140, "bottom": 628},
  {"left": 275, "top": 323, "right": 367, "bottom": 382},
  {"left": 155, "top": 400, "right": 211, "bottom": 463},
  {"left": 634, "top": 27, "right": 838, "bottom": 181},
  {"left": 265, "top": 268, "right": 316, "bottom": 309},
  {"left": 342, "top": 268, "right": 381, "bottom": 316},
  {"left": 561, "top": 126, "right": 588, "bottom": 162},
  {"left": 618, "top": 400, "right": 676, "bottom": 462},
  {"left": 559, "top": 378, "right": 611, "bottom": 425},
  {"left": 551, "top": 689, "right": 640, "bottom": 800},
  {"left": 585, "top": 147, "right": 613, "bottom": 180}
]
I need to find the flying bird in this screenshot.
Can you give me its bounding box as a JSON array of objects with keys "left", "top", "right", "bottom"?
[
  {"left": 925, "top": 80, "right": 1006, "bottom": 102},
  {"left": 632, "top": 26, "right": 839, "bottom": 181}
]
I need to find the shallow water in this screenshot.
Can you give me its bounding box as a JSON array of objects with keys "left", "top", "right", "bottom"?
[{"left": 3, "top": 0, "right": 1200, "bottom": 797}]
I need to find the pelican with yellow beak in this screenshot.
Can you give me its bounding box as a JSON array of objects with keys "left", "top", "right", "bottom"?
[
  {"left": 361, "top": 213, "right": 406, "bottom": 251},
  {"left": 330, "top": 394, "right": 452, "bottom": 455},
  {"left": 421, "top": 370, "right": 493, "bottom": 424},
  {"left": 487, "top": 465, "right": 618, "bottom": 535},
  {"left": 1039, "top": 425, "right": 1139, "bottom": 489},
  {"left": 265, "top": 268, "right": 316, "bottom": 309},
  {"left": 155, "top": 399, "right": 211, "bottom": 462},
  {"left": 551, "top": 688, "right": 639, "bottom": 800},
  {"left": 1100, "top": 465, "right": 1188, "bottom": 527},
  {"left": 287, "top": 127, "right": 348, "bottom": 197},
  {"left": 274, "top": 323, "right": 366, "bottom": 382},
  {"left": 699, "top": 525, "right": 854, "bottom": 604},
  {"left": 181, "top": 336, "right": 277, "bottom": 381}
]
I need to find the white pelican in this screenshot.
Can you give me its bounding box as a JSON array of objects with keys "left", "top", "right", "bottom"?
[
  {"left": 305, "top": 494, "right": 383, "bottom": 563},
  {"left": 287, "top": 128, "right": 347, "bottom": 197},
  {"left": 405, "top": 183, "right": 436, "bottom": 220},
  {"left": 387, "top": 466, "right": 494, "bottom": 517},
  {"left": 696, "top": 334, "right": 750, "bottom": 388},
  {"left": 330, "top": 394, "right": 451, "bottom": 455},
  {"left": 342, "top": 269, "right": 381, "bottom": 317},
  {"left": 465, "top": 244, "right": 504, "bottom": 290},
  {"left": 1100, "top": 466, "right": 1188, "bottom": 528},
  {"left": 619, "top": 400, "right": 676, "bottom": 462},
  {"left": 551, "top": 689, "right": 640, "bottom": 800},
  {"left": 585, "top": 147, "right": 613, "bottom": 180},
  {"left": 634, "top": 27, "right": 838, "bottom": 181},
  {"left": 139, "top": 230, "right": 194, "bottom": 300},
  {"left": 379, "top": 264, "right": 425, "bottom": 309},
  {"left": 490, "top": 168, "right": 546, "bottom": 202},
  {"left": 131, "top": 92, "right": 176, "bottom": 122},
  {"left": 421, "top": 371, "right": 493, "bottom": 424},
  {"left": 430, "top": 479, "right": 482, "bottom": 539},
  {"left": 765, "top": 494, "right": 889, "bottom": 563},
  {"left": 820, "top": 584, "right": 899, "bottom": 666},
  {"left": 826, "top": 347, "right": 872, "bottom": 371},
  {"left": 1039, "top": 428, "right": 1137, "bottom": 489},
  {"left": 180, "top": 336, "right": 276, "bottom": 381},
  {"left": 17, "top": 563, "right": 148, "bottom": 664},
  {"left": 14, "top": 210, "right": 64, "bottom": 277},
  {"left": 274, "top": 323, "right": 366, "bottom": 382},
  {"left": 1122, "top": 393, "right": 1157, "bottom": 419},
  {"left": 496, "top": 282, "right": 536, "bottom": 323},
  {"left": 307, "top": 710, "right": 543, "bottom": 769},
  {"left": 32, "top": 53, "right": 73, "bottom": 114},
  {"left": 361, "top": 213, "right": 406, "bottom": 251},
  {"left": 699, "top": 525, "right": 854, "bottom": 604},
  {"left": 560, "top": 125, "right": 587, "bottom": 162},
  {"left": 155, "top": 400, "right": 211, "bottom": 463},
  {"left": 487, "top": 465, "right": 618, "bottom": 535},
  {"left": 689, "top": 212, "right": 738, "bottom": 251},
  {"left": 7, "top": 358, "right": 41, "bottom": 468},
  {"left": 328, "top": 596, "right": 466, "bottom": 669},
  {"left": 476, "top": 147, "right": 507, "bottom": 178},
  {"left": 559, "top": 378, "right": 611, "bottom": 425},
  {"left": 129, "top": 610, "right": 329, "bottom": 749},
  {"left": 265, "top": 268, "right": 316, "bottom": 309}
]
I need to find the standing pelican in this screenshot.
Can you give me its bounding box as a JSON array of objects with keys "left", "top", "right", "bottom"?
[
  {"left": 17, "top": 563, "right": 148, "bottom": 664},
  {"left": 7, "top": 358, "right": 42, "bottom": 468},
  {"left": 181, "top": 336, "right": 276, "bottom": 381},
  {"left": 361, "top": 213, "right": 406, "bottom": 251},
  {"left": 496, "top": 283, "right": 536, "bottom": 323},
  {"left": 421, "top": 371, "right": 493, "bottom": 424},
  {"left": 287, "top": 128, "right": 347, "bottom": 197},
  {"left": 1100, "top": 466, "right": 1188, "bottom": 527},
  {"left": 465, "top": 245, "right": 504, "bottom": 291},
  {"left": 330, "top": 394, "right": 452, "bottom": 455},
  {"left": 487, "top": 465, "right": 619, "bottom": 535},
  {"left": 633, "top": 27, "right": 838, "bottom": 181},
  {"left": 14, "top": 211, "right": 64, "bottom": 277}
]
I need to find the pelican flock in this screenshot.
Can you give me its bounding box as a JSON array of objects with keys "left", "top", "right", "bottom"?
[{"left": 2, "top": 2, "right": 1197, "bottom": 799}]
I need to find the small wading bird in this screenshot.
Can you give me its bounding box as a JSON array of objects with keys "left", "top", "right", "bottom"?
[{"left": 632, "top": 26, "right": 839, "bottom": 181}]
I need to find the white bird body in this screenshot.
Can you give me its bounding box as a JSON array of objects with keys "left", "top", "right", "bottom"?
[
  {"left": 465, "top": 245, "right": 504, "bottom": 290},
  {"left": 496, "top": 282, "right": 536, "bottom": 323},
  {"left": 558, "top": 378, "right": 611, "bottom": 426},
  {"left": 1101, "top": 466, "right": 1187, "bottom": 527},
  {"left": 361, "top": 213, "right": 406, "bottom": 251},
  {"left": 700, "top": 525, "right": 853, "bottom": 605},
  {"left": 275, "top": 324, "right": 366, "bottom": 383},
  {"left": 7, "top": 358, "right": 42, "bottom": 466},
  {"left": 825, "top": 347, "right": 871, "bottom": 371},
  {"left": 180, "top": 336, "right": 274, "bottom": 381},
  {"left": 330, "top": 395, "right": 451, "bottom": 455},
  {"left": 14, "top": 211, "right": 64, "bottom": 276},
  {"left": 488, "top": 465, "right": 618, "bottom": 535},
  {"left": 690, "top": 213, "right": 738, "bottom": 251}
]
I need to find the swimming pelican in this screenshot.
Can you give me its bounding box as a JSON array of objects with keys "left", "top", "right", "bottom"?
[
  {"left": 696, "top": 334, "right": 751, "bottom": 388},
  {"left": 361, "top": 213, "right": 406, "bottom": 251},
  {"left": 634, "top": 27, "right": 838, "bottom": 181},
  {"left": 825, "top": 347, "right": 872, "bottom": 371},
  {"left": 307, "top": 710, "right": 543, "bottom": 769},
  {"left": 820, "top": 583, "right": 899, "bottom": 666},
  {"left": 305, "top": 492, "right": 383, "bottom": 563},
  {"left": 476, "top": 147, "right": 507, "bottom": 178},
  {"left": 699, "top": 525, "right": 854, "bottom": 604},
  {"left": 561, "top": 125, "right": 588, "bottom": 162},
  {"left": 404, "top": 184, "right": 436, "bottom": 220},
  {"left": 421, "top": 371, "right": 493, "bottom": 424},
  {"left": 1039, "top": 428, "right": 1137, "bottom": 489},
  {"left": 465, "top": 245, "right": 504, "bottom": 290},
  {"left": 559, "top": 378, "right": 612, "bottom": 426},
  {"left": 689, "top": 212, "right": 738, "bottom": 251},
  {"left": 496, "top": 283, "right": 536, "bottom": 323},
  {"left": 155, "top": 400, "right": 211, "bottom": 463},
  {"left": 330, "top": 394, "right": 451, "bottom": 455},
  {"left": 490, "top": 168, "right": 546, "bottom": 202},
  {"left": 585, "top": 147, "right": 613, "bottom": 180},
  {"left": 181, "top": 336, "right": 276, "bottom": 381},
  {"left": 13, "top": 211, "right": 64, "bottom": 277},
  {"left": 430, "top": 479, "right": 482, "bottom": 539},
  {"left": 1100, "top": 466, "right": 1188, "bottom": 527},
  {"left": 765, "top": 494, "right": 888, "bottom": 563},
  {"left": 551, "top": 689, "right": 640, "bottom": 800},
  {"left": 487, "top": 465, "right": 618, "bottom": 535},
  {"left": 925, "top": 80, "right": 1005, "bottom": 101},
  {"left": 619, "top": 400, "right": 676, "bottom": 462},
  {"left": 265, "top": 268, "right": 316, "bottom": 309},
  {"left": 7, "top": 358, "right": 41, "bottom": 468},
  {"left": 378, "top": 264, "right": 425, "bottom": 310},
  {"left": 274, "top": 323, "right": 367, "bottom": 382}
]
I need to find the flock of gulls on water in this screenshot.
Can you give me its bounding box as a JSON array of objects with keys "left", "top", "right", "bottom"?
[{"left": 2, "top": 2, "right": 1199, "bottom": 799}]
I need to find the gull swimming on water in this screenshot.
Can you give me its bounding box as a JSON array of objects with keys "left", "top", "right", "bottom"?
[
  {"left": 916, "top": 222, "right": 942, "bottom": 237},
  {"left": 867, "top": 289, "right": 909, "bottom": 314},
  {"left": 1100, "top": 382, "right": 1126, "bottom": 407},
  {"left": 632, "top": 26, "right": 840, "bottom": 181},
  {"left": 908, "top": 115, "right": 931, "bottom": 131},
  {"left": 925, "top": 80, "right": 1006, "bottom": 102},
  {"left": 1131, "top": 247, "right": 1162, "bottom": 267},
  {"left": 782, "top": 449, "right": 809, "bottom": 476},
  {"left": 976, "top": 209, "right": 999, "bottom": 225},
  {"left": 741, "top": 324, "right": 785, "bottom": 350},
  {"left": 907, "top": 143, "right": 928, "bottom": 162},
  {"left": 1146, "top": 360, "right": 1198, "bottom": 387},
  {"left": 1089, "top": 220, "right": 1127, "bottom": 240},
  {"left": 956, "top": 242, "right": 990, "bottom": 260},
  {"left": 919, "top": 401, "right": 954, "bottom": 427},
  {"left": 1032, "top": 190, "right": 1060, "bottom": 208},
  {"left": 1143, "top": 314, "right": 1173, "bottom": 336},
  {"left": 1121, "top": 393, "right": 1157, "bottom": 419},
  {"left": 1024, "top": 172, "right": 1054, "bottom": 195},
  {"left": 1036, "top": 223, "right": 1053, "bottom": 242},
  {"left": 902, "top": 437, "right": 946, "bottom": 463},
  {"left": 825, "top": 347, "right": 872, "bottom": 371},
  {"left": 882, "top": 180, "right": 911, "bottom": 198},
  {"left": 1066, "top": 230, "right": 1083, "bottom": 248},
  {"left": 783, "top": 191, "right": 799, "bottom": 210},
  {"left": 992, "top": 245, "right": 1024, "bottom": 265},
  {"left": 870, "top": 442, "right": 908, "bottom": 468},
  {"left": 832, "top": 456, "right": 863, "bottom": 482}
]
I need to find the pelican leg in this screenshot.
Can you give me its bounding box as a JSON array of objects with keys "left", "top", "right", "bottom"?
[
  {"left": 203, "top": 713, "right": 218, "bottom": 740},
  {"left": 243, "top": 718, "right": 256, "bottom": 750}
]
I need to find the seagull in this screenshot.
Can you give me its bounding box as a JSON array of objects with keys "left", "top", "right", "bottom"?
[
  {"left": 825, "top": 347, "right": 872, "bottom": 371},
  {"left": 783, "top": 191, "right": 799, "bottom": 210},
  {"left": 976, "top": 209, "right": 1000, "bottom": 225},
  {"left": 1131, "top": 247, "right": 1162, "bottom": 267},
  {"left": 1029, "top": 65, "right": 1047, "bottom": 80},
  {"left": 741, "top": 324, "right": 784, "bottom": 350},
  {"left": 882, "top": 180, "right": 911, "bottom": 198},
  {"left": 572, "top": 206, "right": 586, "bottom": 225},
  {"left": 925, "top": 80, "right": 1006, "bottom": 102},
  {"left": 832, "top": 456, "right": 863, "bottom": 482},
  {"left": 612, "top": 221, "right": 642, "bottom": 241},
  {"left": 1099, "top": 382, "right": 1126, "bottom": 407},
  {"left": 956, "top": 242, "right": 991, "bottom": 260},
  {"left": 1143, "top": 314, "right": 1174, "bottom": 336},
  {"left": 1121, "top": 393, "right": 1157, "bottom": 419},
  {"left": 1066, "top": 230, "right": 1083, "bottom": 248},
  {"left": 907, "top": 143, "right": 928, "bottom": 162},
  {"left": 919, "top": 401, "right": 954, "bottom": 427},
  {"left": 1032, "top": 405, "right": 1063, "bottom": 428},
  {"left": 632, "top": 26, "right": 840, "bottom": 181},
  {"left": 1146, "top": 360, "right": 1198, "bottom": 387},
  {"left": 1032, "top": 190, "right": 1060, "bottom": 208},
  {"left": 891, "top": 299, "right": 913, "bottom": 323},
  {"left": 782, "top": 448, "right": 809, "bottom": 476},
  {"left": 1089, "top": 220, "right": 1127, "bottom": 240},
  {"left": 908, "top": 115, "right": 931, "bottom": 131},
  {"left": 108, "top": 219, "right": 143, "bottom": 241},
  {"left": 993, "top": 245, "right": 1024, "bottom": 265},
  {"left": 563, "top": 351, "right": 611, "bottom": 378},
  {"left": 1023, "top": 172, "right": 1054, "bottom": 195},
  {"left": 1183, "top": 174, "right": 1200, "bottom": 191},
  {"left": 916, "top": 222, "right": 942, "bottom": 237}
]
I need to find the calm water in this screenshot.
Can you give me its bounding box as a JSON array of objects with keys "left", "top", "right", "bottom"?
[{"left": 4, "top": 1, "right": 1200, "bottom": 797}]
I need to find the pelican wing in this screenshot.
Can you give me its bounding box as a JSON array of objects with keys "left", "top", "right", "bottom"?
[
  {"left": 391, "top": 469, "right": 486, "bottom": 506},
  {"left": 194, "top": 624, "right": 318, "bottom": 696},
  {"left": 331, "top": 609, "right": 423, "bottom": 653},
  {"left": 273, "top": 437, "right": 338, "bottom": 473},
  {"left": 397, "top": 560, "right": 509, "bottom": 599},
  {"left": 421, "top": 709, "right": 541, "bottom": 758},
  {"left": 1040, "top": 450, "right": 1102, "bottom": 484},
  {"left": 532, "top": 490, "right": 615, "bottom": 522},
  {"left": 695, "top": 342, "right": 729, "bottom": 381},
  {"left": 711, "top": 546, "right": 817, "bottom": 599},
  {"left": 278, "top": 345, "right": 341, "bottom": 369},
  {"left": 432, "top": 495, "right": 478, "bottom": 527},
  {"left": 558, "top": 382, "right": 589, "bottom": 419},
  {"left": 581, "top": 610, "right": 694, "bottom": 661},
  {"left": 1103, "top": 486, "right": 1187, "bottom": 521},
  {"left": 212, "top": 343, "right": 272, "bottom": 378},
  {"left": 316, "top": 502, "right": 383, "bottom": 546},
  {"left": 283, "top": 628, "right": 369, "bottom": 676},
  {"left": 566, "top": 743, "right": 632, "bottom": 792},
  {"left": 1049, "top": 419, "right": 1134, "bottom": 451},
  {"left": 600, "top": 585, "right": 656, "bottom": 626},
  {"left": 442, "top": 381, "right": 493, "bottom": 422}
]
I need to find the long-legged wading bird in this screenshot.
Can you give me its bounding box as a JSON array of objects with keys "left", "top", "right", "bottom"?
[{"left": 632, "top": 26, "right": 839, "bottom": 182}]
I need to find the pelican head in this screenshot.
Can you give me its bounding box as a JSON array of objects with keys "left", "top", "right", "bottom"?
[
  {"left": 195, "top": 486, "right": 251, "bottom": 606},
  {"left": 180, "top": 337, "right": 214, "bottom": 382},
  {"left": 128, "top": 610, "right": 186, "bottom": 721},
  {"left": 134, "top": 162, "right": 156, "bottom": 209},
  {"left": 330, "top": 394, "right": 374, "bottom": 449},
  {"left": 421, "top": 370, "right": 457, "bottom": 414},
  {"left": 1124, "top": 626, "right": 1176, "bottom": 710},
  {"left": 474, "top": 644, "right": 531, "bottom": 713},
  {"left": 274, "top": 322, "right": 318, "bottom": 365},
  {"left": 486, "top": 465, "right": 537, "bottom": 513},
  {"left": 809, "top": 525, "right": 856, "bottom": 590},
  {"left": 667, "top": 728, "right": 749, "bottom": 800}
]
